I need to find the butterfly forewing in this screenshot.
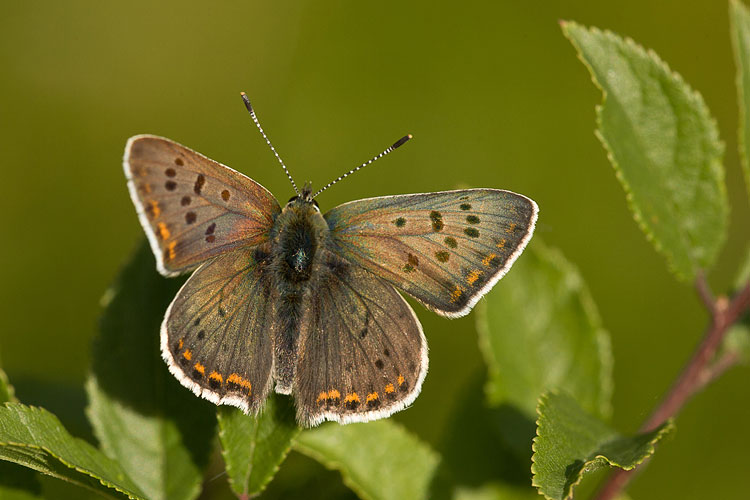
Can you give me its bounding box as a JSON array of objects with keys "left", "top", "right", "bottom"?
[
  {"left": 124, "top": 135, "right": 281, "bottom": 276},
  {"left": 295, "top": 249, "right": 427, "bottom": 426},
  {"left": 162, "top": 246, "right": 276, "bottom": 413},
  {"left": 325, "top": 189, "right": 538, "bottom": 317}
]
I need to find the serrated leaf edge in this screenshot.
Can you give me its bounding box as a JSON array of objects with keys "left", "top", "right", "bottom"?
[
  {"left": 561, "top": 20, "right": 728, "bottom": 282},
  {"left": 0, "top": 403, "right": 146, "bottom": 500},
  {"left": 530, "top": 391, "right": 673, "bottom": 500}
]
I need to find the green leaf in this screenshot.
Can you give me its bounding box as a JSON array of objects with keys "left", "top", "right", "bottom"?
[
  {"left": 532, "top": 391, "right": 672, "bottom": 500},
  {"left": 0, "top": 357, "right": 16, "bottom": 404},
  {"left": 731, "top": 0, "right": 750, "bottom": 203},
  {"left": 722, "top": 323, "right": 750, "bottom": 365},
  {"left": 0, "top": 402, "right": 147, "bottom": 499},
  {"left": 295, "top": 421, "right": 440, "bottom": 500},
  {"left": 562, "top": 21, "right": 728, "bottom": 281},
  {"left": 86, "top": 241, "right": 216, "bottom": 500},
  {"left": 218, "top": 393, "right": 300, "bottom": 497},
  {"left": 477, "top": 241, "right": 612, "bottom": 420}
]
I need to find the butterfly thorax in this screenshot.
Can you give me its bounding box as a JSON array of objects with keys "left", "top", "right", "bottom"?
[
  {"left": 271, "top": 199, "right": 328, "bottom": 284},
  {"left": 269, "top": 198, "right": 329, "bottom": 394}
]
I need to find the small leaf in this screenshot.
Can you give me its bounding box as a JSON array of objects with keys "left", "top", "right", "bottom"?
[
  {"left": 562, "top": 22, "right": 728, "bottom": 281},
  {"left": 477, "top": 241, "right": 612, "bottom": 420},
  {"left": 86, "top": 241, "right": 216, "bottom": 500},
  {"left": 722, "top": 323, "right": 750, "bottom": 365},
  {"left": 532, "top": 391, "right": 672, "bottom": 500},
  {"left": 0, "top": 355, "right": 17, "bottom": 404},
  {"left": 732, "top": 0, "right": 750, "bottom": 203},
  {"left": 0, "top": 402, "right": 147, "bottom": 499},
  {"left": 218, "top": 393, "right": 300, "bottom": 497},
  {"left": 295, "top": 420, "right": 440, "bottom": 500}
]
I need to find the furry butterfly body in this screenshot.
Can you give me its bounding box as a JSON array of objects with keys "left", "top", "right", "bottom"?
[{"left": 124, "top": 131, "right": 537, "bottom": 427}]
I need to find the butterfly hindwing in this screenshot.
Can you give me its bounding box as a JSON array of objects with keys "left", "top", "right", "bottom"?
[
  {"left": 325, "top": 189, "right": 538, "bottom": 317},
  {"left": 162, "top": 245, "right": 276, "bottom": 414},
  {"left": 124, "top": 135, "right": 281, "bottom": 276},
  {"left": 294, "top": 249, "right": 427, "bottom": 426}
]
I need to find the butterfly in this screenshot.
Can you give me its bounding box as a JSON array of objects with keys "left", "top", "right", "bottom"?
[{"left": 123, "top": 93, "right": 538, "bottom": 427}]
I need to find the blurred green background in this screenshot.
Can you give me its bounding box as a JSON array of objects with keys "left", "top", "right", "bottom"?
[{"left": 1, "top": 1, "right": 748, "bottom": 499}]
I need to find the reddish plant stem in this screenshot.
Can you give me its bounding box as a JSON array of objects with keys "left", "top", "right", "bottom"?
[{"left": 594, "top": 278, "right": 750, "bottom": 500}]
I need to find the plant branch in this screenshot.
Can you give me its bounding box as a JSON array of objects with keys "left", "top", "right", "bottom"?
[{"left": 594, "top": 277, "right": 750, "bottom": 500}]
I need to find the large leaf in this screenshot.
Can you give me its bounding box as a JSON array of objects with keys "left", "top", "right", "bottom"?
[
  {"left": 477, "top": 241, "right": 612, "bottom": 420},
  {"left": 562, "top": 22, "right": 728, "bottom": 281},
  {"left": 0, "top": 403, "right": 146, "bottom": 499},
  {"left": 732, "top": 0, "right": 750, "bottom": 203},
  {"left": 86, "top": 241, "right": 216, "bottom": 500},
  {"left": 295, "top": 421, "right": 440, "bottom": 500},
  {"left": 218, "top": 394, "right": 300, "bottom": 497},
  {"left": 531, "top": 392, "right": 672, "bottom": 500}
]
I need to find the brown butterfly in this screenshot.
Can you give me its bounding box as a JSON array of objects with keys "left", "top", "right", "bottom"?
[{"left": 123, "top": 94, "right": 538, "bottom": 426}]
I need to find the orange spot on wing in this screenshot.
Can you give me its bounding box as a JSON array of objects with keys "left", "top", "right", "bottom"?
[
  {"left": 397, "top": 375, "right": 405, "bottom": 386},
  {"left": 482, "top": 253, "right": 496, "bottom": 267},
  {"left": 496, "top": 239, "right": 506, "bottom": 249},
  {"left": 227, "top": 373, "right": 251, "bottom": 391},
  {"left": 450, "top": 286, "right": 463, "bottom": 303},
  {"left": 149, "top": 200, "right": 160, "bottom": 218},
  {"left": 194, "top": 362, "right": 205, "bottom": 375},
  {"left": 209, "top": 371, "right": 223, "bottom": 384},
  {"left": 505, "top": 222, "right": 517, "bottom": 234},
  {"left": 467, "top": 270, "right": 482, "bottom": 285},
  {"left": 157, "top": 222, "right": 171, "bottom": 240},
  {"left": 316, "top": 391, "right": 328, "bottom": 403},
  {"left": 182, "top": 349, "right": 192, "bottom": 361},
  {"left": 344, "top": 393, "right": 360, "bottom": 403},
  {"left": 178, "top": 338, "right": 184, "bottom": 349},
  {"left": 385, "top": 383, "right": 395, "bottom": 393},
  {"left": 328, "top": 389, "right": 341, "bottom": 399},
  {"left": 167, "top": 241, "right": 177, "bottom": 260},
  {"left": 140, "top": 183, "right": 152, "bottom": 194},
  {"left": 366, "top": 392, "right": 379, "bottom": 403}
]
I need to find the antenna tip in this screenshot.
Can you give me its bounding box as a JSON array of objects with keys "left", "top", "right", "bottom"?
[
  {"left": 392, "top": 134, "right": 413, "bottom": 150},
  {"left": 240, "top": 92, "right": 253, "bottom": 113}
]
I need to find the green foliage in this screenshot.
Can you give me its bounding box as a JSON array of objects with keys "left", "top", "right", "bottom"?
[
  {"left": 0, "top": 403, "right": 146, "bottom": 499},
  {"left": 477, "top": 241, "right": 612, "bottom": 420},
  {"left": 86, "top": 242, "right": 216, "bottom": 500},
  {"left": 218, "top": 395, "right": 300, "bottom": 497},
  {"left": 531, "top": 392, "right": 672, "bottom": 500},
  {"left": 3, "top": 6, "right": 750, "bottom": 500},
  {"left": 295, "top": 421, "right": 440, "bottom": 500},
  {"left": 732, "top": 0, "right": 750, "bottom": 203},
  {"left": 562, "top": 22, "right": 729, "bottom": 282}
]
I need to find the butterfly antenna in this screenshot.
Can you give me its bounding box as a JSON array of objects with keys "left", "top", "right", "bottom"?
[
  {"left": 312, "top": 134, "right": 412, "bottom": 199},
  {"left": 240, "top": 92, "right": 299, "bottom": 195}
]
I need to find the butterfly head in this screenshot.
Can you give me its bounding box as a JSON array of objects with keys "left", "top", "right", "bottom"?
[{"left": 286, "top": 181, "right": 320, "bottom": 211}]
